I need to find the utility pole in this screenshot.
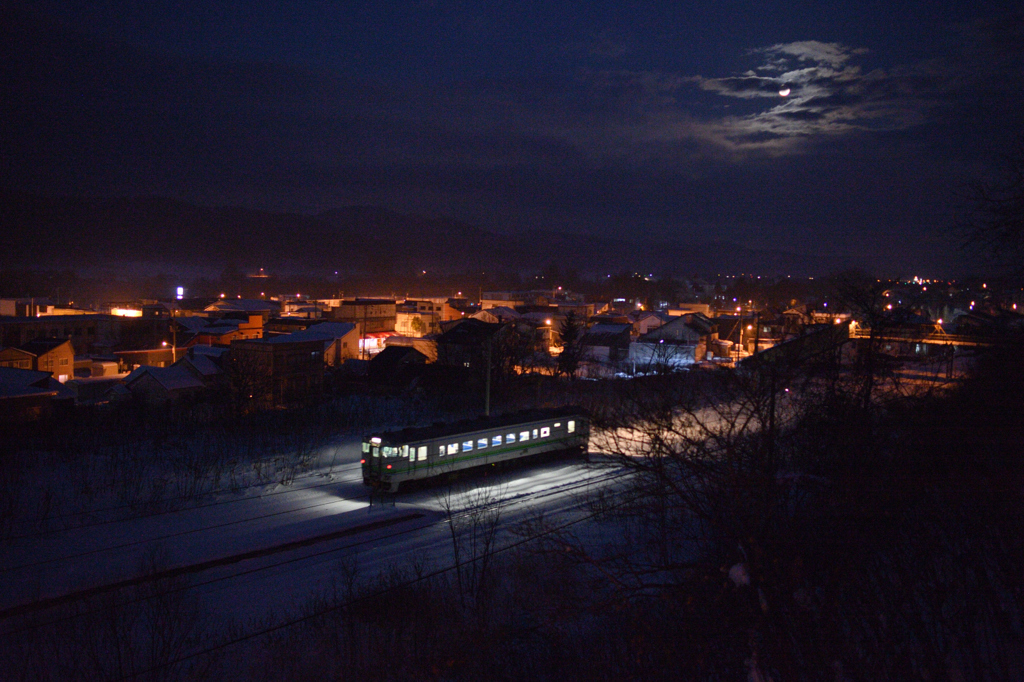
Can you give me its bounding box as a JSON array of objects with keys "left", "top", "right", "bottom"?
[{"left": 171, "top": 306, "right": 177, "bottom": 363}]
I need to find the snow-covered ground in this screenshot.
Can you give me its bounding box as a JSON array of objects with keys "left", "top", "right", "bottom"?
[{"left": 0, "top": 436, "right": 625, "bottom": 630}]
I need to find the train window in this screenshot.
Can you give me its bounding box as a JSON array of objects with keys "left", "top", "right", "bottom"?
[
  {"left": 507, "top": 433, "right": 516, "bottom": 443},
  {"left": 362, "top": 442, "right": 370, "bottom": 453},
  {"left": 532, "top": 429, "right": 539, "bottom": 439},
  {"left": 492, "top": 435, "right": 503, "bottom": 446},
  {"left": 541, "top": 427, "right": 550, "bottom": 438},
  {"left": 478, "top": 438, "right": 488, "bottom": 449},
  {"left": 568, "top": 420, "right": 576, "bottom": 433},
  {"left": 447, "top": 443, "right": 459, "bottom": 455},
  {"left": 406, "top": 446, "right": 414, "bottom": 461},
  {"left": 462, "top": 440, "right": 473, "bottom": 452},
  {"left": 519, "top": 431, "right": 530, "bottom": 442},
  {"left": 554, "top": 423, "right": 561, "bottom": 428},
  {"left": 438, "top": 446, "right": 445, "bottom": 457},
  {"left": 372, "top": 447, "right": 379, "bottom": 458},
  {"left": 418, "top": 446, "right": 427, "bottom": 461}
]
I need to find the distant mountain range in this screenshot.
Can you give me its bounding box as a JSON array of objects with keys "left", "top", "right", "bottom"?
[{"left": 1, "top": 192, "right": 835, "bottom": 277}]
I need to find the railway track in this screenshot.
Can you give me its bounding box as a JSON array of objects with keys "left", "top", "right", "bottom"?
[{"left": 0, "top": 462, "right": 630, "bottom": 637}]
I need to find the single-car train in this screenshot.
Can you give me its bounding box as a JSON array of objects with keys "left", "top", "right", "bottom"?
[{"left": 362, "top": 407, "right": 590, "bottom": 492}]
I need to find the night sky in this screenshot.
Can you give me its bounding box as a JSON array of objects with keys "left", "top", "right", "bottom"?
[{"left": 4, "top": 1, "right": 1023, "bottom": 274}]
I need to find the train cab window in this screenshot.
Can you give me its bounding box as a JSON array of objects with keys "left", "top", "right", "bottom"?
[
  {"left": 492, "top": 435, "right": 503, "bottom": 447},
  {"left": 447, "top": 443, "right": 459, "bottom": 455},
  {"left": 418, "top": 446, "right": 427, "bottom": 461},
  {"left": 568, "top": 420, "right": 576, "bottom": 433},
  {"left": 462, "top": 440, "right": 474, "bottom": 452},
  {"left": 519, "top": 431, "right": 530, "bottom": 442},
  {"left": 532, "top": 429, "right": 539, "bottom": 439},
  {"left": 477, "top": 438, "right": 488, "bottom": 449},
  {"left": 541, "top": 427, "right": 550, "bottom": 438},
  {"left": 362, "top": 443, "right": 370, "bottom": 453}
]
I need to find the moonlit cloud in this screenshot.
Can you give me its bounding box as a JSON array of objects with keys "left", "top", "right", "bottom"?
[{"left": 686, "top": 41, "right": 938, "bottom": 153}]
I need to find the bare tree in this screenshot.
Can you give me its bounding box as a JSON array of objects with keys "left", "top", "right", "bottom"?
[{"left": 959, "top": 136, "right": 1024, "bottom": 279}]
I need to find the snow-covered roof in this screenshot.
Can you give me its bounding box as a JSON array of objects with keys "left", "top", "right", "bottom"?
[
  {"left": 175, "top": 316, "right": 212, "bottom": 333},
  {"left": 124, "top": 365, "right": 206, "bottom": 392},
  {"left": 301, "top": 322, "right": 358, "bottom": 339},
  {"left": 0, "top": 366, "right": 52, "bottom": 396},
  {"left": 189, "top": 344, "right": 229, "bottom": 358},
  {"left": 204, "top": 299, "right": 280, "bottom": 313},
  {"left": 182, "top": 354, "right": 222, "bottom": 377},
  {"left": 585, "top": 323, "right": 632, "bottom": 336},
  {"left": 482, "top": 306, "right": 521, "bottom": 320}
]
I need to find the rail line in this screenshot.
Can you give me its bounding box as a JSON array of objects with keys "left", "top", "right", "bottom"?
[{"left": 0, "top": 464, "right": 630, "bottom": 637}]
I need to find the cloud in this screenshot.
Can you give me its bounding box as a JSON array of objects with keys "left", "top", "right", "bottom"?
[{"left": 685, "top": 41, "right": 943, "bottom": 154}]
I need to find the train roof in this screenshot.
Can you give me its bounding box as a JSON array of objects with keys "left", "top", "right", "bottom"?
[{"left": 368, "top": 406, "right": 587, "bottom": 444}]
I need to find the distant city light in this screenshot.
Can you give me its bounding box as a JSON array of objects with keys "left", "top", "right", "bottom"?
[
  {"left": 176, "top": 286, "right": 184, "bottom": 300},
  {"left": 110, "top": 307, "right": 142, "bottom": 317}
]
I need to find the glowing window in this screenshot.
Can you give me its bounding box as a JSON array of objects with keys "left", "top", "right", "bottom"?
[
  {"left": 362, "top": 443, "right": 370, "bottom": 453},
  {"left": 507, "top": 433, "right": 516, "bottom": 443},
  {"left": 532, "top": 429, "right": 539, "bottom": 439},
  {"left": 492, "top": 435, "right": 503, "bottom": 446},
  {"left": 520, "top": 431, "right": 530, "bottom": 442},
  {"left": 438, "top": 446, "right": 446, "bottom": 457},
  {"left": 568, "top": 420, "right": 576, "bottom": 433},
  {"left": 447, "top": 443, "right": 459, "bottom": 455},
  {"left": 478, "top": 438, "right": 488, "bottom": 449},
  {"left": 418, "top": 446, "right": 427, "bottom": 461},
  {"left": 540, "top": 427, "right": 550, "bottom": 438},
  {"left": 462, "top": 440, "right": 473, "bottom": 452},
  {"left": 554, "top": 423, "right": 561, "bottom": 428},
  {"left": 372, "top": 447, "right": 379, "bottom": 458}
]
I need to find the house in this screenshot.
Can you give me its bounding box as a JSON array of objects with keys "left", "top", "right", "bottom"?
[
  {"left": 0, "top": 314, "right": 109, "bottom": 354},
  {"left": 19, "top": 338, "right": 76, "bottom": 383},
  {"left": 229, "top": 336, "right": 325, "bottom": 406},
  {"left": 631, "top": 313, "right": 715, "bottom": 370},
  {"left": 0, "top": 347, "right": 35, "bottom": 370},
  {"left": 284, "top": 322, "right": 360, "bottom": 366},
  {"left": 121, "top": 365, "right": 208, "bottom": 405},
  {"left": 384, "top": 336, "right": 438, "bottom": 363},
  {"left": 0, "top": 366, "right": 73, "bottom": 422},
  {"left": 194, "top": 314, "right": 264, "bottom": 346},
  {"left": 435, "top": 318, "right": 510, "bottom": 371},
  {"left": 581, "top": 323, "right": 633, "bottom": 364},
  {"left": 369, "top": 345, "right": 429, "bottom": 386},
  {"left": 633, "top": 310, "right": 673, "bottom": 335},
  {"left": 203, "top": 299, "right": 280, "bottom": 324},
  {"left": 328, "top": 299, "right": 397, "bottom": 333}
]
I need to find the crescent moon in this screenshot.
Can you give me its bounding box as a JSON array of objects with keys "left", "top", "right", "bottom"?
[{"left": 779, "top": 88, "right": 791, "bottom": 97}]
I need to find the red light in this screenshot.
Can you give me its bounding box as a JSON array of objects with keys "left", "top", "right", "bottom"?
[
  {"left": 386, "top": 464, "right": 392, "bottom": 469},
  {"left": 360, "top": 459, "right": 365, "bottom": 464}
]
